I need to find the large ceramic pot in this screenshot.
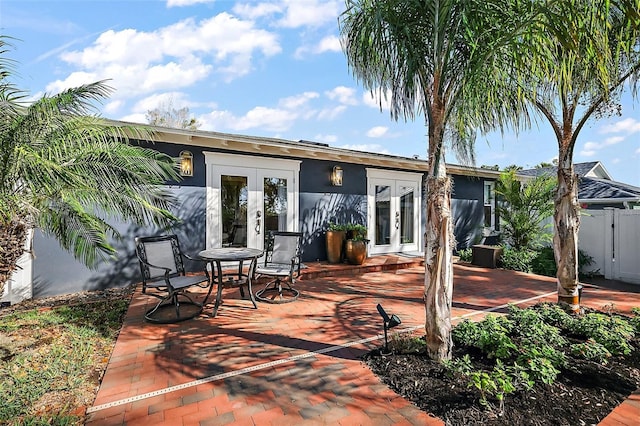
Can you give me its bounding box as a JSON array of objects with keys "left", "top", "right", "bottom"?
[
  {"left": 345, "top": 239, "right": 367, "bottom": 265},
  {"left": 326, "top": 230, "right": 345, "bottom": 264}
]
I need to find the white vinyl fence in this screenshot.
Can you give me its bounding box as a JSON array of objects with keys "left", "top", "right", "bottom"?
[
  {"left": 1, "top": 230, "right": 33, "bottom": 304},
  {"left": 579, "top": 209, "right": 640, "bottom": 284}
]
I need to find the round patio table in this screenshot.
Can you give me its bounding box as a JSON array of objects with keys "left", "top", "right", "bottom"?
[{"left": 198, "top": 247, "right": 263, "bottom": 317}]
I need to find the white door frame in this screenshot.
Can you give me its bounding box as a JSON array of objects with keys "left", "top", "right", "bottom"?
[
  {"left": 366, "top": 168, "right": 422, "bottom": 255},
  {"left": 204, "top": 152, "right": 300, "bottom": 249}
]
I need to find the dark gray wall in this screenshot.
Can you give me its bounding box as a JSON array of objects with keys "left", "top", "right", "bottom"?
[
  {"left": 299, "top": 160, "right": 367, "bottom": 262},
  {"left": 450, "top": 175, "right": 492, "bottom": 250},
  {"left": 30, "top": 140, "right": 493, "bottom": 297},
  {"left": 33, "top": 186, "right": 206, "bottom": 297}
]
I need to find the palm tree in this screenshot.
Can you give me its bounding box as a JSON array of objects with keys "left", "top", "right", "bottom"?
[
  {"left": 340, "top": 0, "right": 536, "bottom": 360},
  {"left": 495, "top": 170, "right": 556, "bottom": 251},
  {"left": 0, "top": 38, "right": 180, "bottom": 298},
  {"left": 517, "top": 0, "right": 640, "bottom": 310}
]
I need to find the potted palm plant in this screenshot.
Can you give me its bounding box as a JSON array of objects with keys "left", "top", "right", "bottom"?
[{"left": 344, "top": 223, "right": 368, "bottom": 265}]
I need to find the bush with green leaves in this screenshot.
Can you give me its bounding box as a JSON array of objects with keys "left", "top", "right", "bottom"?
[
  {"left": 447, "top": 303, "right": 638, "bottom": 410},
  {"left": 498, "top": 246, "right": 538, "bottom": 273},
  {"left": 495, "top": 170, "right": 555, "bottom": 251},
  {"left": 569, "top": 312, "right": 635, "bottom": 356},
  {"left": 531, "top": 246, "right": 595, "bottom": 277},
  {"left": 452, "top": 315, "right": 517, "bottom": 360},
  {"left": 457, "top": 248, "right": 473, "bottom": 263},
  {"left": 570, "top": 339, "right": 612, "bottom": 364}
]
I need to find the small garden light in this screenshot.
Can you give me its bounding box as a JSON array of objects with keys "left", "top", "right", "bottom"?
[{"left": 377, "top": 303, "right": 401, "bottom": 353}]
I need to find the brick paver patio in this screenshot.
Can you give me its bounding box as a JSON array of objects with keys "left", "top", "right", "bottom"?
[{"left": 85, "top": 259, "right": 639, "bottom": 425}]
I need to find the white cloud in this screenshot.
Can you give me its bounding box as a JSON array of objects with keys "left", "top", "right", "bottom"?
[
  {"left": 611, "top": 158, "right": 621, "bottom": 164},
  {"left": 338, "top": 143, "right": 391, "bottom": 155},
  {"left": 579, "top": 149, "right": 597, "bottom": 157},
  {"left": 276, "top": 0, "right": 341, "bottom": 28},
  {"left": 295, "top": 35, "right": 342, "bottom": 57},
  {"left": 232, "top": 2, "right": 283, "bottom": 19},
  {"left": 583, "top": 141, "right": 600, "bottom": 151},
  {"left": 202, "top": 106, "right": 297, "bottom": 132},
  {"left": 317, "top": 105, "right": 346, "bottom": 120},
  {"left": 104, "top": 100, "right": 124, "bottom": 115},
  {"left": 54, "top": 13, "right": 281, "bottom": 96},
  {"left": 362, "top": 89, "right": 391, "bottom": 111},
  {"left": 316, "top": 35, "right": 341, "bottom": 53},
  {"left": 366, "top": 126, "right": 389, "bottom": 138},
  {"left": 278, "top": 92, "right": 319, "bottom": 109},
  {"left": 636, "top": 147, "right": 640, "bottom": 155},
  {"left": 604, "top": 136, "right": 624, "bottom": 146},
  {"left": 132, "top": 92, "right": 194, "bottom": 113},
  {"left": 599, "top": 117, "right": 640, "bottom": 134},
  {"left": 314, "top": 134, "right": 337, "bottom": 143},
  {"left": 167, "top": 0, "right": 214, "bottom": 7},
  {"left": 325, "top": 86, "right": 358, "bottom": 106},
  {"left": 119, "top": 112, "right": 147, "bottom": 123}
]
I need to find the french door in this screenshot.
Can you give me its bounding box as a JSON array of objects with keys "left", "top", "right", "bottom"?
[
  {"left": 367, "top": 169, "right": 422, "bottom": 255},
  {"left": 205, "top": 153, "right": 300, "bottom": 250}
]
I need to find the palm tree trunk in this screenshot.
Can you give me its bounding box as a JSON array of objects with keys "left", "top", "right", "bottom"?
[
  {"left": 424, "top": 171, "right": 454, "bottom": 361},
  {"left": 423, "top": 98, "right": 454, "bottom": 360},
  {"left": 554, "top": 150, "right": 580, "bottom": 312},
  {"left": 0, "top": 219, "right": 28, "bottom": 299}
]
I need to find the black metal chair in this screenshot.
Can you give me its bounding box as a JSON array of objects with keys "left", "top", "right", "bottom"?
[
  {"left": 134, "top": 234, "right": 213, "bottom": 323},
  {"left": 254, "top": 231, "right": 302, "bottom": 303}
]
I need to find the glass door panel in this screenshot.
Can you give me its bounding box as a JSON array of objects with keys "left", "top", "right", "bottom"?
[
  {"left": 263, "top": 176, "right": 288, "bottom": 235},
  {"left": 221, "top": 175, "right": 248, "bottom": 247},
  {"left": 375, "top": 185, "right": 391, "bottom": 245},
  {"left": 399, "top": 185, "right": 414, "bottom": 244},
  {"left": 369, "top": 176, "right": 420, "bottom": 255}
]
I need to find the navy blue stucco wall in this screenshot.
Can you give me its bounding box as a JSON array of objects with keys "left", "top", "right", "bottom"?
[
  {"left": 299, "top": 160, "right": 367, "bottom": 262},
  {"left": 29, "top": 139, "right": 493, "bottom": 297},
  {"left": 32, "top": 186, "right": 206, "bottom": 297},
  {"left": 451, "top": 175, "right": 488, "bottom": 250}
]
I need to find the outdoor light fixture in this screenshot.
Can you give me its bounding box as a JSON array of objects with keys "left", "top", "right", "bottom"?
[
  {"left": 179, "top": 150, "right": 193, "bottom": 177},
  {"left": 377, "top": 303, "right": 401, "bottom": 353},
  {"left": 331, "top": 166, "right": 343, "bottom": 186}
]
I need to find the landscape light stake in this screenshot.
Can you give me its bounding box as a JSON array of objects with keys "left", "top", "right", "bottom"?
[{"left": 376, "top": 303, "right": 401, "bottom": 353}]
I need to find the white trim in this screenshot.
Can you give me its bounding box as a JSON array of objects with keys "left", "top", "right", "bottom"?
[
  {"left": 204, "top": 153, "right": 300, "bottom": 249},
  {"left": 366, "top": 168, "right": 423, "bottom": 181},
  {"left": 366, "top": 169, "right": 423, "bottom": 255}
]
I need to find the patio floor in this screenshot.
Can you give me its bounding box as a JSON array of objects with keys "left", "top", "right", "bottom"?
[{"left": 85, "top": 257, "right": 640, "bottom": 425}]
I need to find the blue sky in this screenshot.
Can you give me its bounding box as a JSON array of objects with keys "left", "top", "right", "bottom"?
[{"left": 2, "top": 0, "right": 639, "bottom": 185}]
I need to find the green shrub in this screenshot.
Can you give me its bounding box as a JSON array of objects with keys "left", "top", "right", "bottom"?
[
  {"left": 570, "top": 339, "right": 612, "bottom": 364},
  {"left": 532, "top": 303, "right": 575, "bottom": 329},
  {"left": 499, "top": 246, "right": 537, "bottom": 273},
  {"left": 569, "top": 312, "right": 635, "bottom": 355},
  {"left": 531, "top": 246, "right": 556, "bottom": 276},
  {"left": 457, "top": 248, "right": 473, "bottom": 263},
  {"left": 453, "top": 315, "right": 517, "bottom": 360}
]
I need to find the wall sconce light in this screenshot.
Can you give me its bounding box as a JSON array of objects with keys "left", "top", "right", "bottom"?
[
  {"left": 377, "top": 303, "right": 402, "bottom": 353},
  {"left": 331, "top": 166, "right": 343, "bottom": 186},
  {"left": 179, "top": 150, "right": 193, "bottom": 177}
]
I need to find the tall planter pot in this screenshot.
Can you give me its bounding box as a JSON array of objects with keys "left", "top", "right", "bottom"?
[
  {"left": 345, "top": 239, "right": 367, "bottom": 265},
  {"left": 326, "top": 230, "right": 345, "bottom": 264}
]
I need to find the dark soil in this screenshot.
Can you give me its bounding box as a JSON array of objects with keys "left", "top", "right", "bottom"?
[{"left": 364, "top": 326, "right": 640, "bottom": 425}]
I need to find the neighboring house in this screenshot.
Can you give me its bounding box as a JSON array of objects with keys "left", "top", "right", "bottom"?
[
  {"left": 520, "top": 161, "right": 640, "bottom": 209},
  {"left": 4, "top": 123, "right": 502, "bottom": 301}
]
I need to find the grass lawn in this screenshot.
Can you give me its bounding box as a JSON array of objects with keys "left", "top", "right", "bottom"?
[{"left": 0, "top": 287, "right": 133, "bottom": 425}]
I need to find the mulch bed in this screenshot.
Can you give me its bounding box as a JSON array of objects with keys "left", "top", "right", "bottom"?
[{"left": 364, "top": 338, "right": 640, "bottom": 425}]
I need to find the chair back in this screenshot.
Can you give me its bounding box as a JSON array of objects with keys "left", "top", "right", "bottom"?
[
  {"left": 265, "top": 231, "right": 302, "bottom": 265},
  {"left": 135, "top": 235, "right": 185, "bottom": 283}
]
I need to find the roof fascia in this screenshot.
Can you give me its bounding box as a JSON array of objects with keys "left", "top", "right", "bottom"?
[{"left": 110, "top": 120, "right": 502, "bottom": 178}]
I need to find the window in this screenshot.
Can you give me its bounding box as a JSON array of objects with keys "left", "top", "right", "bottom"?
[{"left": 484, "top": 182, "right": 495, "bottom": 229}]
